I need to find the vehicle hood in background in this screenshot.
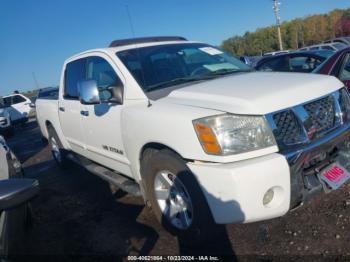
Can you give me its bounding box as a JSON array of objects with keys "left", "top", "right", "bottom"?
[{"left": 160, "top": 72, "right": 343, "bottom": 115}]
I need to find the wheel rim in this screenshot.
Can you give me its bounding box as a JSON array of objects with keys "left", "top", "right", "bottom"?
[
  {"left": 154, "top": 170, "right": 193, "bottom": 230},
  {"left": 51, "top": 136, "right": 61, "bottom": 162}
]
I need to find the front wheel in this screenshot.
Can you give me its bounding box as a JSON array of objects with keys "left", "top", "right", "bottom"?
[
  {"left": 141, "top": 149, "right": 219, "bottom": 244},
  {"left": 48, "top": 126, "right": 70, "bottom": 168}
]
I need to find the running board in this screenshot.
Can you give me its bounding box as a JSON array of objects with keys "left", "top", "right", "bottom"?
[{"left": 67, "top": 154, "right": 141, "bottom": 196}]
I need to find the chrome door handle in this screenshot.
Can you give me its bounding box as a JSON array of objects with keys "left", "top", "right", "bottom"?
[{"left": 80, "top": 110, "right": 89, "bottom": 116}]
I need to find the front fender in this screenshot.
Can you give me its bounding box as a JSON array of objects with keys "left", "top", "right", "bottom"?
[{"left": 121, "top": 100, "right": 222, "bottom": 181}]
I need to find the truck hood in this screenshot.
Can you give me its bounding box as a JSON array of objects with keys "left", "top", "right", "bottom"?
[{"left": 160, "top": 72, "right": 343, "bottom": 115}]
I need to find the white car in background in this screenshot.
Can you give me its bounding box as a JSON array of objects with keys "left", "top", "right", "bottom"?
[
  {"left": 1, "top": 94, "right": 32, "bottom": 124},
  {"left": 0, "top": 105, "right": 14, "bottom": 137}
]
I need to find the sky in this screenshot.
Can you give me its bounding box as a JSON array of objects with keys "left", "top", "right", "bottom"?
[{"left": 0, "top": 0, "right": 349, "bottom": 94}]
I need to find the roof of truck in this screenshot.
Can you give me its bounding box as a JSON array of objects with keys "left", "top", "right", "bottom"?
[{"left": 65, "top": 38, "right": 198, "bottom": 62}]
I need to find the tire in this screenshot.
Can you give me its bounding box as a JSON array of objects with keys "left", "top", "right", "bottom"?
[
  {"left": 48, "top": 126, "right": 70, "bottom": 168},
  {"left": 0, "top": 205, "right": 27, "bottom": 258},
  {"left": 141, "top": 149, "right": 218, "bottom": 245}
]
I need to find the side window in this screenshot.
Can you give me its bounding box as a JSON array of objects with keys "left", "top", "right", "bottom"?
[
  {"left": 339, "top": 54, "right": 350, "bottom": 81},
  {"left": 290, "top": 56, "right": 324, "bottom": 73},
  {"left": 64, "top": 59, "right": 85, "bottom": 100},
  {"left": 258, "top": 57, "right": 289, "bottom": 72},
  {"left": 12, "top": 95, "right": 26, "bottom": 104},
  {"left": 2, "top": 97, "right": 12, "bottom": 107},
  {"left": 86, "top": 56, "right": 123, "bottom": 102}
]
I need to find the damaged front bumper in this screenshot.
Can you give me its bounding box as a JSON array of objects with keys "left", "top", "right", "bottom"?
[{"left": 285, "top": 122, "right": 350, "bottom": 210}]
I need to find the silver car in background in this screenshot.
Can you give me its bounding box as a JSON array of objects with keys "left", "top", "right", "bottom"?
[{"left": 0, "top": 136, "right": 38, "bottom": 258}]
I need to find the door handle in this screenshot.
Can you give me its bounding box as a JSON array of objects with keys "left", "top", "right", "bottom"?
[
  {"left": 80, "top": 110, "right": 89, "bottom": 116},
  {"left": 59, "top": 107, "right": 65, "bottom": 112}
]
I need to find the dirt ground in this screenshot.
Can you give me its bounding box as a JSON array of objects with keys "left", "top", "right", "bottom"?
[{"left": 7, "top": 120, "right": 350, "bottom": 261}]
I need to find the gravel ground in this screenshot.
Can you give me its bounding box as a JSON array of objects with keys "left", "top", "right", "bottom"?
[{"left": 7, "top": 120, "right": 350, "bottom": 261}]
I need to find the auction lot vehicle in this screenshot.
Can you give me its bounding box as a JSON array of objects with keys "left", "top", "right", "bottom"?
[
  {"left": 255, "top": 51, "right": 331, "bottom": 73},
  {"left": 2, "top": 94, "right": 32, "bottom": 124},
  {"left": 299, "top": 43, "right": 347, "bottom": 52},
  {"left": 0, "top": 136, "right": 38, "bottom": 257},
  {"left": 316, "top": 46, "right": 350, "bottom": 91},
  {"left": 36, "top": 36, "right": 350, "bottom": 241},
  {"left": 0, "top": 105, "right": 14, "bottom": 137}
]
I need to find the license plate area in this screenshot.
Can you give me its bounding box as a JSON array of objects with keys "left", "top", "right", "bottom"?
[{"left": 319, "top": 163, "right": 350, "bottom": 190}]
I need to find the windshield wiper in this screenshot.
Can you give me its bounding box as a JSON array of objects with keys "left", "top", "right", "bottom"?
[
  {"left": 200, "top": 69, "right": 252, "bottom": 79},
  {"left": 146, "top": 77, "right": 203, "bottom": 92}
]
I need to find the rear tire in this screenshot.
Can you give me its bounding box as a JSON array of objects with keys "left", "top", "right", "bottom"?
[
  {"left": 48, "top": 126, "right": 70, "bottom": 168},
  {"left": 141, "top": 149, "right": 219, "bottom": 245}
]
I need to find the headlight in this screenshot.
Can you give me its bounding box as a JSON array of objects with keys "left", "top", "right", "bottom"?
[{"left": 193, "top": 114, "right": 276, "bottom": 155}]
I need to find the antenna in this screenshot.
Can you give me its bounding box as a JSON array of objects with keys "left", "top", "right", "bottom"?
[
  {"left": 272, "top": 0, "right": 283, "bottom": 51},
  {"left": 126, "top": 5, "right": 136, "bottom": 38},
  {"left": 124, "top": 5, "right": 152, "bottom": 107},
  {"left": 32, "top": 72, "right": 40, "bottom": 89}
]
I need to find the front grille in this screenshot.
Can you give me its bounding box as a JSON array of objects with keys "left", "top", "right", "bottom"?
[
  {"left": 273, "top": 110, "right": 303, "bottom": 145},
  {"left": 303, "top": 96, "right": 335, "bottom": 133},
  {"left": 268, "top": 89, "right": 350, "bottom": 149}
]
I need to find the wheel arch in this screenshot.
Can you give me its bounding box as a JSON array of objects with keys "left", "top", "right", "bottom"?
[
  {"left": 137, "top": 142, "right": 188, "bottom": 184},
  {"left": 139, "top": 142, "right": 185, "bottom": 164}
]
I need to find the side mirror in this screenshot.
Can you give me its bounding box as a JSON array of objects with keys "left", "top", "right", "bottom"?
[
  {"left": 78, "top": 80, "right": 101, "bottom": 105},
  {"left": 108, "top": 85, "right": 124, "bottom": 104},
  {"left": 0, "top": 179, "right": 39, "bottom": 211},
  {"left": 29, "top": 103, "right": 36, "bottom": 108}
]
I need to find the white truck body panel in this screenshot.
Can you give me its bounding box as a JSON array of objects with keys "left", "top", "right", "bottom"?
[
  {"left": 35, "top": 40, "right": 349, "bottom": 225},
  {"left": 163, "top": 72, "right": 342, "bottom": 115}
]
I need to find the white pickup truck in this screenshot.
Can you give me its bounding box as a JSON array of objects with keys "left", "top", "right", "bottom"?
[{"left": 36, "top": 36, "right": 350, "bottom": 242}]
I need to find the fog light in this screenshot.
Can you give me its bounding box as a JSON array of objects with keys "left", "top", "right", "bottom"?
[{"left": 263, "top": 188, "right": 274, "bottom": 206}]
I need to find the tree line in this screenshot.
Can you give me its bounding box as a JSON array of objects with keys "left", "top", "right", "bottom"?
[{"left": 221, "top": 8, "right": 350, "bottom": 56}]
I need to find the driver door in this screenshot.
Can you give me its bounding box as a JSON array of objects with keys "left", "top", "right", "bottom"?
[{"left": 80, "top": 55, "right": 131, "bottom": 176}]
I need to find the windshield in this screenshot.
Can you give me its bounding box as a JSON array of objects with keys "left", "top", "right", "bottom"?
[{"left": 116, "top": 43, "right": 251, "bottom": 92}]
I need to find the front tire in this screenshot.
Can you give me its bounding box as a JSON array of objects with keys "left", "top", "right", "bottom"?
[
  {"left": 48, "top": 126, "right": 70, "bottom": 168},
  {"left": 141, "top": 149, "right": 218, "bottom": 244}
]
